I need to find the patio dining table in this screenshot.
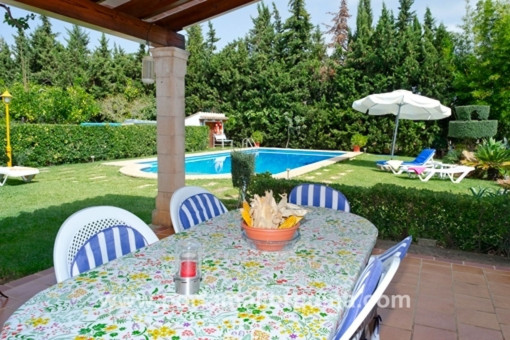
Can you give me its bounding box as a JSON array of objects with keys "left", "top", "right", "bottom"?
[{"left": 1, "top": 207, "right": 378, "bottom": 339}]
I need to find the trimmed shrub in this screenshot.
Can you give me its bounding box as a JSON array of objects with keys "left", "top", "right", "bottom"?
[
  {"left": 247, "top": 175, "right": 510, "bottom": 256},
  {"left": 448, "top": 121, "right": 498, "bottom": 139},
  {"left": 231, "top": 150, "right": 255, "bottom": 190},
  {"left": 231, "top": 150, "right": 255, "bottom": 202},
  {"left": 455, "top": 105, "right": 490, "bottom": 121},
  {"left": 0, "top": 124, "right": 208, "bottom": 166}
]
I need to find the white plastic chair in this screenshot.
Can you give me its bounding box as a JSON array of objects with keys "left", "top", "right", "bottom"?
[
  {"left": 334, "top": 256, "right": 401, "bottom": 340},
  {"left": 213, "top": 133, "right": 233, "bottom": 148},
  {"left": 53, "top": 206, "right": 158, "bottom": 283},
  {"left": 170, "top": 186, "right": 228, "bottom": 233},
  {"left": 289, "top": 183, "right": 350, "bottom": 212}
]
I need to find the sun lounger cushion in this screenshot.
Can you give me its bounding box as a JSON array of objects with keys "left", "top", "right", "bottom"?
[{"left": 0, "top": 166, "right": 40, "bottom": 186}]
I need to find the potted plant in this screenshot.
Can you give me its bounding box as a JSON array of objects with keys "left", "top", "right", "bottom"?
[
  {"left": 252, "top": 131, "right": 264, "bottom": 147},
  {"left": 351, "top": 133, "right": 368, "bottom": 152}
]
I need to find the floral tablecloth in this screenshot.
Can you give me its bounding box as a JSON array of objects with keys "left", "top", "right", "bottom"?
[{"left": 1, "top": 207, "right": 378, "bottom": 340}]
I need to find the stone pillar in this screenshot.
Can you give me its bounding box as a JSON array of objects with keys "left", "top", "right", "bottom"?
[{"left": 151, "top": 47, "right": 190, "bottom": 229}]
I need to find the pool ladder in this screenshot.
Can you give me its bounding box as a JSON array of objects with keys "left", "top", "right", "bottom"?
[{"left": 242, "top": 138, "right": 255, "bottom": 148}]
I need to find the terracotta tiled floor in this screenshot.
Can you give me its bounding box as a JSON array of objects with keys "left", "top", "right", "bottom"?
[
  {"left": 377, "top": 253, "right": 510, "bottom": 340},
  {"left": 1, "top": 229, "right": 510, "bottom": 339}
]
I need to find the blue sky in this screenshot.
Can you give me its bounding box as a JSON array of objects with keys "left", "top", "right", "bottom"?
[{"left": 0, "top": 0, "right": 467, "bottom": 53}]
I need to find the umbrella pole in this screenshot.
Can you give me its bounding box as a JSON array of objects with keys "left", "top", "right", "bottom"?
[{"left": 390, "top": 104, "right": 402, "bottom": 158}]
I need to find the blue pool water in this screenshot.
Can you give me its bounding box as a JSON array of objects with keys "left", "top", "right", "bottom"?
[{"left": 140, "top": 149, "right": 345, "bottom": 175}]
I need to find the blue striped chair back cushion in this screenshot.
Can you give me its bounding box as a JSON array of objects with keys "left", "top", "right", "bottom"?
[
  {"left": 378, "top": 236, "right": 413, "bottom": 263},
  {"left": 289, "top": 184, "right": 350, "bottom": 212},
  {"left": 334, "top": 258, "right": 383, "bottom": 339},
  {"left": 70, "top": 225, "right": 148, "bottom": 277},
  {"left": 179, "top": 193, "right": 228, "bottom": 230}
]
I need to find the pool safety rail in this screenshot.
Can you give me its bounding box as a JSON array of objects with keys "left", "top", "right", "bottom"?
[{"left": 242, "top": 138, "right": 255, "bottom": 148}]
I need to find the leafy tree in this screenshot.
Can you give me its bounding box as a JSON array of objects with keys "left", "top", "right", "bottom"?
[
  {"left": 0, "top": 4, "right": 35, "bottom": 30},
  {"left": 454, "top": 0, "right": 510, "bottom": 137},
  {"left": 471, "top": 0, "right": 510, "bottom": 135},
  {"left": 7, "top": 81, "right": 99, "bottom": 123}
]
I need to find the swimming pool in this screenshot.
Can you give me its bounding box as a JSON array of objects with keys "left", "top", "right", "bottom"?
[{"left": 139, "top": 148, "right": 347, "bottom": 177}]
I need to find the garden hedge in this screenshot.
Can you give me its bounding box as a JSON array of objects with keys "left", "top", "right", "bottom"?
[
  {"left": 0, "top": 123, "right": 209, "bottom": 167},
  {"left": 448, "top": 120, "right": 498, "bottom": 139},
  {"left": 247, "top": 174, "right": 510, "bottom": 256}
]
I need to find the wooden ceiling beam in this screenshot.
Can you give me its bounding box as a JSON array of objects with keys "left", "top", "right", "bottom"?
[
  {"left": 6, "top": 0, "right": 185, "bottom": 48},
  {"left": 116, "top": 0, "right": 187, "bottom": 20},
  {"left": 161, "top": 0, "right": 257, "bottom": 31}
]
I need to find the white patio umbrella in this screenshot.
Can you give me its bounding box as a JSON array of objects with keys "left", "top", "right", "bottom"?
[{"left": 352, "top": 89, "right": 451, "bottom": 157}]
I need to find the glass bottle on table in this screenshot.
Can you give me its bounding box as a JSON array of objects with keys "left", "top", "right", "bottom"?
[{"left": 174, "top": 239, "right": 202, "bottom": 294}]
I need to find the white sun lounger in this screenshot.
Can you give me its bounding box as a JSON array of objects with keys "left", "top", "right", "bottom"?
[
  {"left": 0, "top": 166, "right": 40, "bottom": 186},
  {"left": 406, "top": 165, "right": 475, "bottom": 183}
]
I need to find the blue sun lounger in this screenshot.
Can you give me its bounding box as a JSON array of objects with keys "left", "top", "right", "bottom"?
[{"left": 376, "top": 148, "right": 436, "bottom": 174}]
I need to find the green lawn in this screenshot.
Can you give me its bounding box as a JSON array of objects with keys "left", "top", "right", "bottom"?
[{"left": 0, "top": 153, "right": 500, "bottom": 283}]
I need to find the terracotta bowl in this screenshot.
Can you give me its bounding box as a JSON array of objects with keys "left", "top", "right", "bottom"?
[{"left": 241, "top": 221, "right": 299, "bottom": 251}]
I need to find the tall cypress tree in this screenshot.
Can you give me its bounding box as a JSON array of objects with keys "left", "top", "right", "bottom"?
[
  {"left": 12, "top": 28, "right": 31, "bottom": 87},
  {"left": 345, "top": 0, "right": 375, "bottom": 96},
  {"left": 110, "top": 45, "right": 134, "bottom": 95},
  {"left": 0, "top": 38, "right": 16, "bottom": 83},
  {"left": 29, "top": 16, "right": 63, "bottom": 86},
  {"left": 367, "top": 4, "right": 397, "bottom": 92},
  {"left": 205, "top": 21, "right": 219, "bottom": 53},
  {"left": 62, "top": 25, "right": 90, "bottom": 87},
  {"left": 417, "top": 8, "right": 455, "bottom": 103},
  {"left": 88, "top": 33, "right": 113, "bottom": 98},
  {"left": 185, "top": 24, "right": 219, "bottom": 113},
  {"left": 394, "top": 0, "right": 420, "bottom": 90},
  {"left": 281, "top": 0, "right": 313, "bottom": 66},
  {"left": 396, "top": 0, "right": 415, "bottom": 33}
]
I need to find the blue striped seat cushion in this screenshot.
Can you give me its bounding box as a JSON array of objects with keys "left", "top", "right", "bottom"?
[
  {"left": 289, "top": 184, "right": 350, "bottom": 212},
  {"left": 378, "top": 236, "right": 413, "bottom": 263},
  {"left": 179, "top": 193, "right": 228, "bottom": 230},
  {"left": 71, "top": 225, "right": 148, "bottom": 277}
]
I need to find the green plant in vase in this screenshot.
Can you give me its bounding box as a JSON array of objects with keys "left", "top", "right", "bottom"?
[
  {"left": 252, "top": 131, "right": 264, "bottom": 147},
  {"left": 350, "top": 133, "right": 368, "bottom": 152}
]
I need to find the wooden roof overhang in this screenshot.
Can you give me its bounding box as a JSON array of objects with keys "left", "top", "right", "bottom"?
[{"left": 2, "top": 0, "right": 259, "bottom": 49}]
